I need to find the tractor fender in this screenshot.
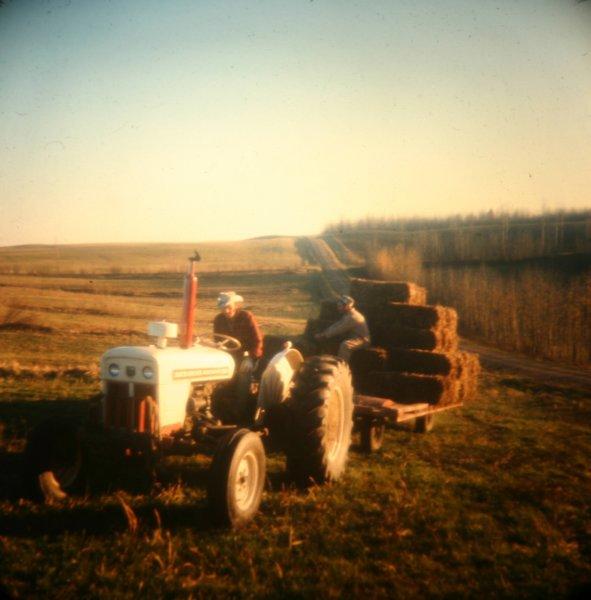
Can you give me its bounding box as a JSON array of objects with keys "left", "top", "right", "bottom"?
[{"left": 257, "top": 344, "right": 303, "bottom": 410}]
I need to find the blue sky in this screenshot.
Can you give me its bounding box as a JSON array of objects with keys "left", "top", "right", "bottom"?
[{"left": 1, "top": 0, "right": 590, "bottom": 245}]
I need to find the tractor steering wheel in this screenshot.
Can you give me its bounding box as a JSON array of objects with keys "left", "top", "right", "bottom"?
[{"left": 196, "top": 332, "right": 242, "bottom": 352}]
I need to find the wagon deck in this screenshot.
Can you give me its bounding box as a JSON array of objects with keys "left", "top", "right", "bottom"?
[{"left": 354, "top": 394, "right": 462, "bottom": 423}]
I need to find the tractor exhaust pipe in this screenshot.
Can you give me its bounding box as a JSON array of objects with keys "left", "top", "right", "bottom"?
[{"left": 180, "top": 251, "right": 201, "bottom": 349}]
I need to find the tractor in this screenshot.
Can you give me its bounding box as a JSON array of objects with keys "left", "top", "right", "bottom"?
[{"left": 24, "top": 254, "right": 354, "bottom": 527}]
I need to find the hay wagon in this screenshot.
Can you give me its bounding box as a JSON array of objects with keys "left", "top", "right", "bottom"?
[
  {"left": 298, "top": 278, "right": 481, "bottom": 453},
  {"left": 352, "top": 393, "right": 462, "bottom": 452}
]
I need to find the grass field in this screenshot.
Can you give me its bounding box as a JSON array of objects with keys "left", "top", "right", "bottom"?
[
  {"left": 0, "top": 270, "right": 315, "bottom": 368},
  {"left": 1, "top": 370, "right": 590, "bottom": 597},
  {"left": 1, "top": 253, "right": 590, "bottom": 597},
  {"left": 0, "top": 237, "right": 304, "bottom": 275}
]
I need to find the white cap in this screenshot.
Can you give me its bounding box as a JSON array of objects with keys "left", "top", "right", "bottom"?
[
  {"left": 217, "top": 291, "right": 244, "bottom": 309},
  {"left": 337, "top": 294, "right": 355, "bottom": 307}
]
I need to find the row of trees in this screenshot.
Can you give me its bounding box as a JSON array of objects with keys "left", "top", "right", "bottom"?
[
  {"left": 328, "top": 210, "right": 591, "bottom": 264},
  {"left": 364, "top": 241, "right": 590, "bottom": 365}
]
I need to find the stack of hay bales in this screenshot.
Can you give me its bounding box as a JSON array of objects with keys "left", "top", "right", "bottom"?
[
  {"left": 304, "top": 299, "right": 341, "bottom": 334},
  {"left": 345, "top": 278, "right": 480, "bottom": 406},
  {"left": 305, "top": 281, "right": 428, "bottom": 350},
  {"left": 302, "top": 300, "right": 345, "bottom": 356},
  {"left": 349, "top": 278, "right": 428, "bottom": 307}
]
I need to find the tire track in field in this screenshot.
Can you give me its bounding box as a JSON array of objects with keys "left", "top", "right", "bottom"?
[
  {"left": 304, "top": 237, "right": 351, "bottom": 298},
  {"left": 304, "top": 236, "right": 591, "bottom": 391}
]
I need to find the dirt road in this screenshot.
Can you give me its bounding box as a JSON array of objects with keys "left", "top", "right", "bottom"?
[
  {"left": 304, "top": 237, "right": 591, "bottom": 391},
  {"left": 306, "top": 237, "right": 351, "bottom": 297}
]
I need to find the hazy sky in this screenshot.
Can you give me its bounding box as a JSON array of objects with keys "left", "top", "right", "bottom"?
[{"left": 1, "top": 0, "right": 590, "bottom": 246}]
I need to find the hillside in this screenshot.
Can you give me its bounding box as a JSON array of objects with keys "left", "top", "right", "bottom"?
[{"left": 0, "top": 238, "right": 304, "bottom": 275}]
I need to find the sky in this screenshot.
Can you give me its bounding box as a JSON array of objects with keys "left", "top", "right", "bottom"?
[{"left": 0, "top": 0, "right": 590, "bottom": 246}]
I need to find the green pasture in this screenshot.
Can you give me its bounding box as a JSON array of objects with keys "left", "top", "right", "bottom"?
[{"left": 0, "top": 372, "right": 589, "bottom": 598}]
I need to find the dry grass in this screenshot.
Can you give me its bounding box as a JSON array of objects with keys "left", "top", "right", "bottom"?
[
  {"left": 0, "top": 238, "right": 304, "bottom": 275},
  {"left": 366, "top": 244, "right": 424, "bottom": 282},
  {"left": 0, "top": 270, "right": 315, "bottom": 368},
  {"left": 0, "top": 304, "right": 42, "bottom": 330},
  {"left": 362, "top": 242, "right": 591, "bottom": 366},
  {"left": 322, "top": 235, "right": 365, "bottom": 266},
  {"left": 350, "top": 277, "right": 427, "bottom": 307},
  {"left": 424, "top": 265, "right": 591, "bottom": 365}
]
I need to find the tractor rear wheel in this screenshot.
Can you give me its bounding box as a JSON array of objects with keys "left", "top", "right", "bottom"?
[
  {"left": 286, "top": 356, "right": 353, "bottom": 487},
  {"left": 207, "top": 429, "right": 266, "bottom": 528},
  {"left": 24, "top": 419, "right": 86, "bottom": 503}
]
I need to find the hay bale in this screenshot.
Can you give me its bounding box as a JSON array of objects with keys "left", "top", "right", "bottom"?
[
  {"left": 302, "top": 318, "right": 346, "bottom": 355},
  {"left": 319, "top": 339, "right": 343, "bottom": 356},
  {"left": 387, "top": 349, "right": 460, "bottom": 376},
  {"left": 373, "top": 325, "right": 459, "bottom": 352},
  {"left": 350, "top": 347, "right": 389, "bottom": 392},
  {"left": 262, "top": 335, "right": 291, "bottom": 359},
  {"left": 350, "top": 278, "right": 427, "bottom": 307},
  {"left": 303, "top": 317, "right": 335, "bottom": 338},
  {"left": 444, "top": 307, "right": 459, "bottom": 331},
  {"left": 380, "top": 303, "right": 457, "bottom": 330},
  {"left": 441, "top": 327, "right": 459, "bottom": 352},
  {"left": 258, "top": 334, "right": 292, "bottom": 372},
  {"left": 292, "top": 335, "right": 319, "bottom": 359},
  {"left": 318, "top": 299, "right": 341, "bottom": 321},
  {"left": 367, "top": 299, "right": 459, "bottom": 352},
  {"left": 457, "top": 351, "right": 481, "bottom": 402},
  {"left": 368, "top": 371, "right": 459, "bottom": 405}
]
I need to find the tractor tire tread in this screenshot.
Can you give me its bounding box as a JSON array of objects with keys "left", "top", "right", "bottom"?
[{"left": 285, "top": 356, "right": 353, "bottom": 488}]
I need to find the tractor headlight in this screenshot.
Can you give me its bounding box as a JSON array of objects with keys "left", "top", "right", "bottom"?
[
  {"left": 108, "top": 363, "right": 120, "bottom": 377},
  {"left": 142, "top": 366, "right": 154, "bottom": 379}
]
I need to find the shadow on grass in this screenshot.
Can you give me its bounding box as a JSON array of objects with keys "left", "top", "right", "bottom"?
[
  {"left": 0, "top": 453, "right": 218, "bottom": 536},
  {"left": 0, "top": 443, "right": 293, "bottom": 538},
  {"left": 0, "top": 498, "right": 217, "bottom": 537},
  {"left": 0, "top": 450, "right": 26, "bottom": 501},
  {"left": 0, "top": 400, "right": 90, "bottom": 503},
  {"left": 0, "top": 399, "right": 89, "bottom": 436},
  {"left": 498, "top": 376, "right": 590, "bottom": 399}
]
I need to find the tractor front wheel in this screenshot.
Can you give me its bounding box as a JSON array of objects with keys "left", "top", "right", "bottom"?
[
  {"left": 207, "top": 429, "right": 266, "bottom": 528},
  {"left": 24, "top": 419, "right": 86, "bottom": 503}
]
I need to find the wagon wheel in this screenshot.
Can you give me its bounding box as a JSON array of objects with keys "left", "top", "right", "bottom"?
[
  {"left": 359, "top": 419, "right": 385, "bottom": 453},
  {"left": 414, "top": 413, "right": 436, "bottom": 433}
]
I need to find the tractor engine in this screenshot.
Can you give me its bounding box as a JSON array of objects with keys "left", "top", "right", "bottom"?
[{"left": 99, "top": 321, "right": 236, "bottom": 437}]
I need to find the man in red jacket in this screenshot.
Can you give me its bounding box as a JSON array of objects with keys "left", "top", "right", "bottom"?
[
  {"left": 213, "top": 291, "right": 263, "bottom": 361},
  {"left": 213, "top": 291, "right": 263, "bottom": 424}
]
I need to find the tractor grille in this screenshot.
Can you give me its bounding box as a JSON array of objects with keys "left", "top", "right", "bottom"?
[{"left": 104, "top": 382, "right": 157, "bottom": 433}]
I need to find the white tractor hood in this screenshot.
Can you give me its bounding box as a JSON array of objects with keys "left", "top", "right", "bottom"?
[
  {"left": 100, "top": 343, "right": 236, "bottom": 385},
  {"left": 100, "top": 343, "right": 236, "bottom": 431}
]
